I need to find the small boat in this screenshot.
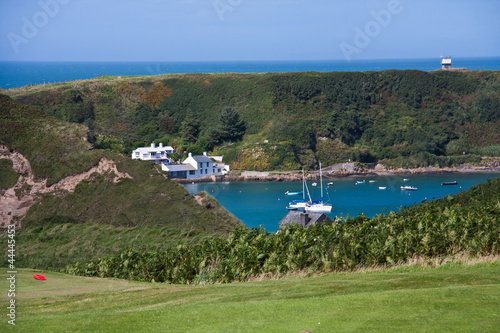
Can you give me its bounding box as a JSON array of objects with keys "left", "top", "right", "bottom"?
[
  {"left": 288, "top": 200, "right": 308, "bottom": 210},
  {"left": 287, "top": 169, "right": 309, "bottom": 210},
  {"left": 305, "top": 162, "right": 332, "bottom": 213},
  {"left": 356, "top": 180, "right": 366, "bottom": 184},
  {"left": 441, "top": 181, "right": 458, "bottom": 186},
  {"left": 403, "top": 178, "right": 410, "bottom": 182},
  {"left": 306, "top": 202, "right": 332, "bottom": 213},
  {"left": 379, "top": 187, "right": 387, "bottom": 190},
  {"left": 311, "top": 182, "right": 318, "bottom": 186},
  {"left": 285, "top": 191, "right": 303, "bottom": 196},
  {"left": 327, "top": 182, "right": 333, "bottom": 185},
  {"left": 401, "top": 185, "right": 418, "bottom": 191},
  {"left": 369, "top": 180, "right": 378, "bottom": 183}
]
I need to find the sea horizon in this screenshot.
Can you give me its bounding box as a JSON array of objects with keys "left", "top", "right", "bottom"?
[{"left": 1, "top": 56, "right": 500, "bottom": 89}]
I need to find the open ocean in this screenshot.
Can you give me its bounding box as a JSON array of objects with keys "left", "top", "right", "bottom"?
[{"left": 1, "top": 57, "right": 500, "bottom": 89}]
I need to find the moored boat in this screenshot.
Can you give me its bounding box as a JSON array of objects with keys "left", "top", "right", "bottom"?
[
  {"left": 287, "top": 169, "right": 309, "bottom": 210},
  {"left": 401, "top": 185, "right": 418, "bottom": 191},
  {"left": 285, "top": 191, "right": 303, "bottom": 196},
  {"left": 305, "top": 162, "right": 332, "bottom": 213},
  {"left": 441, "top": 181, "right": 458, "bottom": 186},
  {"left": 305, "top": 202, "right": 332, "bottom": 213}
]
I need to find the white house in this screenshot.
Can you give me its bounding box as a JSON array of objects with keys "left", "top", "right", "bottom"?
[
  {"left": 162, "top": 152, "right": 226, "bottom": 179},
  {"left": 209, "top": 155, "right": 230, "bottom": 175},
  {"left": 441, "top": 56, "right": 452, "bottom": 70},
  {"left": 132, "top": 143, "right": 174, "bottom": 165}
]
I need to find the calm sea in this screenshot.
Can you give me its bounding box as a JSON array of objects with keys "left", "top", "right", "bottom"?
[
  {"left": 184, "top": 173, "right": 500, "bottom": 233},
  {"left": 1, "top": 57, "right": 500, "bottom": 89}
]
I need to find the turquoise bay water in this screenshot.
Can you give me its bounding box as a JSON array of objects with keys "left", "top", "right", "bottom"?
[{"left": 184, "top": 173, "right": 499, "bottom": 232}]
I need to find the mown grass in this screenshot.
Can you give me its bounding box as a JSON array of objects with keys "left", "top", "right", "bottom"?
[{"left": 1, "top": 257, "right": 499, "bottom": 332}]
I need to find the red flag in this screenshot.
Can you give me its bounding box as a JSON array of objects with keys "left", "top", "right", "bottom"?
[{"left": 33, "top": 274, "right": 46, "bottom": 280}]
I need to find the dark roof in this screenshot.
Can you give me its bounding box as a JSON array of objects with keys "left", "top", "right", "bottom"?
[
  {"left": 164, "top": 164, "right": 196, "bottom": 172},
  {"left": 191, "top": 155, "right": 213, "bottom": 163},
  {"left": 279, "top": 211, "right": 332, "bottom": 229}
]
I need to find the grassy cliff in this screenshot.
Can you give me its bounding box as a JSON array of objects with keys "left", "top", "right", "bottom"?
[
  {"left": 4, "top": 70, "right": 500, "bottom": 170},
  {"left": 0, "top": 94, "right": 241, "bottom": 269}
]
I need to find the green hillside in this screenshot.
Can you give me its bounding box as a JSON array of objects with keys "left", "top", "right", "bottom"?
[
  {"left": 5, "top": 70, "right": 500, "bottom": 170},
  {"left": 0, "top": 94, "right": 241, "bottom": 269}
]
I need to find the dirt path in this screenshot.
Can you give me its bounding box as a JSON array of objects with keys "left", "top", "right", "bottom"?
[{"left": 0, "top": 145, "right": 132, "bottom": 229}]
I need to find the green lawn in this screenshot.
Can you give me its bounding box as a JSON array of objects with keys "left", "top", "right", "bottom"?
[{"left": 1, "top": 260, "right": 499, "bottom": 332}]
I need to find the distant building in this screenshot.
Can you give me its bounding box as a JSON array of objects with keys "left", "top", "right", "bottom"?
[
  {"left": 441, "top": 56, "right": 452, "bottom": 70},
  {"left": 131, "top": 143, "right": 174, "bottom": 165},
  {"left": 162, "top": 152, "right": 226, "bottom": 179},
  {"left": 279, "top": 211, "right": 332, "bottom": 230}
]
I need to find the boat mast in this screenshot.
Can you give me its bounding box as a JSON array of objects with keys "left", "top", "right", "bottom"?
[
  {"left": 319, "top": 161, "right": 323, "bottom": 201},
  {"left": 302, "top": 168, "right": 305, "bottom": 201},
  {"left": 304, "top": 170, "right": 313, "bottom": 203}
]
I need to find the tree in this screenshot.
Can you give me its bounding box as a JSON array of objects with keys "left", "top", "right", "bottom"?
[
  {"left": 158, "top": 112, "right": 176, "bottom": 133},
  {"left": 181, "top": 115, "right": 200, "bottom": 143},
  {"left": 142, "top": 81, "right": 172, "bottom": 108},
  {"left": 217, "top": 107, "right": 246, "bottom": 142}
]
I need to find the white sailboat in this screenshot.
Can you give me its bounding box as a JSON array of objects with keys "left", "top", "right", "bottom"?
[
  {"left": 305, "top": 162, "right": 332, "bottom": 213},
  {"left": 287, "top": 169, "right": 310, "bottom": 210}
]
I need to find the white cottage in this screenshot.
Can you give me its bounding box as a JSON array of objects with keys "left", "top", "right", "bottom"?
[
  {"left": 131, "top": 143, "right": 174, "bottom": 165},
  {"left": 162, "top": 152, "right": 226, "bottom": 179}
]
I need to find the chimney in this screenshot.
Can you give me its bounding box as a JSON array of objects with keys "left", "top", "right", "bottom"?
[
  {"left": 203, "top": 151, "right": 207, "bottom": 156},
  {"left": 300, "top": 213, "right": 309, "bottom": 227},
  {"left": 159, "top": 143, "right": 163, "bottom": 148},
  {"left": 188, "top": 152, "right": 192, "bottom": 158},
  {"left": 151, "top": 143, "right": 155, "bottom": 148}
]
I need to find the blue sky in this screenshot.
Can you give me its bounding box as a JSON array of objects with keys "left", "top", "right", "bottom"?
[{"left": 1, "top": 0, "right": 499, "bottom": 61}]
